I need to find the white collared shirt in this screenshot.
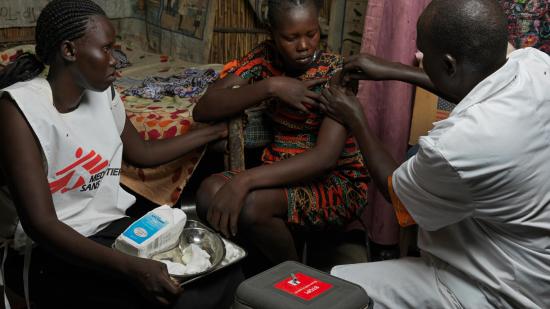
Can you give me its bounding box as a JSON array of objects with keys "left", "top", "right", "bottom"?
[{"left": 393, "top": 48, "right": 550, "bottom": 308}]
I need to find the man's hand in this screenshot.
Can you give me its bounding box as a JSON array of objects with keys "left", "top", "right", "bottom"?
[
  {"left": 330, "top": 71, "right": 358, "bottom": 94},
  {"left": 339, "top": 53, "right": 400, "bottom": 85},
  {"left": 319, "top": 85, "right": 366, "bottom": 130},
  {"left": 270, "top": 76, "right": 327, "bottom": 112}
]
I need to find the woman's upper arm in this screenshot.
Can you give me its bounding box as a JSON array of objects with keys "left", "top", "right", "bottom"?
[
  {"left": 0, "top": 94, "right": 58, "bottom": 231},
  {"left": 314, "top": 116, "right": 348, "bottom": 163}
]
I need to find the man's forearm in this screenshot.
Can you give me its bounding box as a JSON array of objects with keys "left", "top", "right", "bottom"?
[
  {"left": 388, "top": 63, "right": 457, "bottom": 103},
  {"left": 390, "top": 63, "right": 434, "bottom": 90},
  {"left": 350, "top": 115, "right": 399, "bottom": 202}
]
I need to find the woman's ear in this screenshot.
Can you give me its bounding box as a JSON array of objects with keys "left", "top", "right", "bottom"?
[
  {"left": 60, "top": 40, "right": 77, "bottom": 62},
  {"left": 443, "top": 54, "right": 457, "bottom": 77}
]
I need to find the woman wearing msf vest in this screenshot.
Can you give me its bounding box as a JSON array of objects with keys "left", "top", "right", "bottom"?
[{"left": 0, "top": 1, "right": 241, "bottom": 308}]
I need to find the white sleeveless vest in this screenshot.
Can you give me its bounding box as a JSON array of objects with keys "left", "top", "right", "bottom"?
[{"left": 1, "top": 78, "right": 135, "bottom": 239}]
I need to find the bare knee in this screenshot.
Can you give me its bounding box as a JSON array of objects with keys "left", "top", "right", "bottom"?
[
  {"left": 196, "top": 175, "right": 227, "bottom": 221},
  {"left": 238, "top": 191, "right": 274, "bottom": 229}
]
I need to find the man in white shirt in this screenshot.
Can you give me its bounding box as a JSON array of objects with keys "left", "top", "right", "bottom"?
[{"left": 319, "top": 0, "right": 550, "bottom": 308}]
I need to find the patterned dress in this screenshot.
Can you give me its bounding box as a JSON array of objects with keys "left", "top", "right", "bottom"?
[{"left": 224, "top": 40, "right": 370, "bottom": 229}]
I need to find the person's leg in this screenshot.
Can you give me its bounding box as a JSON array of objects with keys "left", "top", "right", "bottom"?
[
  {"left": 238, "top": 188, "right": 298, "bottom": 263},
  {"left": 332, "top": 258, "right": 442, "bottom": 308},
  {"left": 331, "top": 256, "right": 491, "bottom": 309},
  {"left": 195, "top": 174, "right": 227, "bottom": 222},
  {"left": 196, "top": 175, "right": 297, "bottom": 264},
  {"left": 196, "top": 175, "right": 267, "bottom": 276},
  {"left": 4, "top": 218, "right": 153, "bottom": 309}
]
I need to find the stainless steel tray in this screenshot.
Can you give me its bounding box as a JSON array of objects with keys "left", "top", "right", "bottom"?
[
  {"left": 151, "top": 227, "right": 226, "bottom": 279},
  {"left": 178, "top": 220, "right": 247, "bottom": 286}
]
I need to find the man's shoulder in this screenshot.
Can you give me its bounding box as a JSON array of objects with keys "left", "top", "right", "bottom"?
[
  {"left": 509, "top": 47, "right": 550, "bottom": 64},
  {"left": 425, "top": 98, "right": 542, "bottom": 176},
  {"left": 422, "top": 109, "right": 505, "bottom": 165},
  {"left": 508, "top": 48, "right": 550, "bottom": 87}
]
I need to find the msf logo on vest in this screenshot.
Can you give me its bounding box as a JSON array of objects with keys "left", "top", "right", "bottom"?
[{"left": 49, "top": 147, "right": 121, "bottom": 194}]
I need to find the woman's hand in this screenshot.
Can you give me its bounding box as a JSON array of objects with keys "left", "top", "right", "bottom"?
[
  {"left": 207, "top": 176, "right": 249, "bottom": 238},
  {"left": 320, "top": 85, "right": 366, "bottom": 130},
  {"left": 125, "top": 256, "right": 183, "bottom": 306},
  {"left": 269, "top": 76, "right": 327, "bottom": 112}
]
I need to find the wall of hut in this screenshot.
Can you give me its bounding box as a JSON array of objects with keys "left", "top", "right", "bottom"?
[
  {"left": 0, "top": 27, "right": 34, "bottom": 49},
  {"left": 0, "top": 0, "right": 366, "bottom": 65},
  {"left": 209, "top": 0, "right": 334, "bottom": 64}
]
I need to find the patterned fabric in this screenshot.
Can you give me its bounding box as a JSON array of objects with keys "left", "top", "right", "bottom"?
[
  {"left": 111, "top": 43, "right": 223, "bottom": 206},
  {"left": 225, "top": 41, "right": 370, "bottom": 228},
  {"left": 122, "top": 68, "right": 218, "bottom": 100},
  {"left": 112, "top": 42, "right": 214, "bottom": 206},
  {"left": 498, "top": 0, "right": 550, "bottom": 54},
  {"left": 113, "top": 47, "right": 131, "bottom": 70},
  {"left": 243, "top": 106, "right": 274, "bottom": 148},
  {"left": 223, "top": 57, "right": 273, "bottom": 148},
  {"left": 120, "top": 93, "right": 205, "bottom": 205},
  {"left": 435, "top": 97, "right": 455, "bottom": 121},
  {"left": 114, "top": 54, "right": 222, "bottom": 206}
]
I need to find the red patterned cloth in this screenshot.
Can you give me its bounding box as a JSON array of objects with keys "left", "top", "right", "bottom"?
[{"left": 225, "top": 41, "right": 370, "bottom": 229}]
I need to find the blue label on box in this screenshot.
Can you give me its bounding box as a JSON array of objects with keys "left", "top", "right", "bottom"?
[{"left": 123, "top": 213, "right": 168, "bottom": 244}]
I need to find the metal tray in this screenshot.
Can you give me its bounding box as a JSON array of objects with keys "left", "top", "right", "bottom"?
[
  {"left": 151, "top": 227, "right": 226, "bottom": 279},
  {"left": 178, "top": 220, "right": 247, "bottom": 286}
]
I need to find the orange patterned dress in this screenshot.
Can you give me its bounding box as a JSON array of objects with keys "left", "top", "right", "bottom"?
[{"left": 226, "top": 41, "right": 369, "bottom": 229}]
